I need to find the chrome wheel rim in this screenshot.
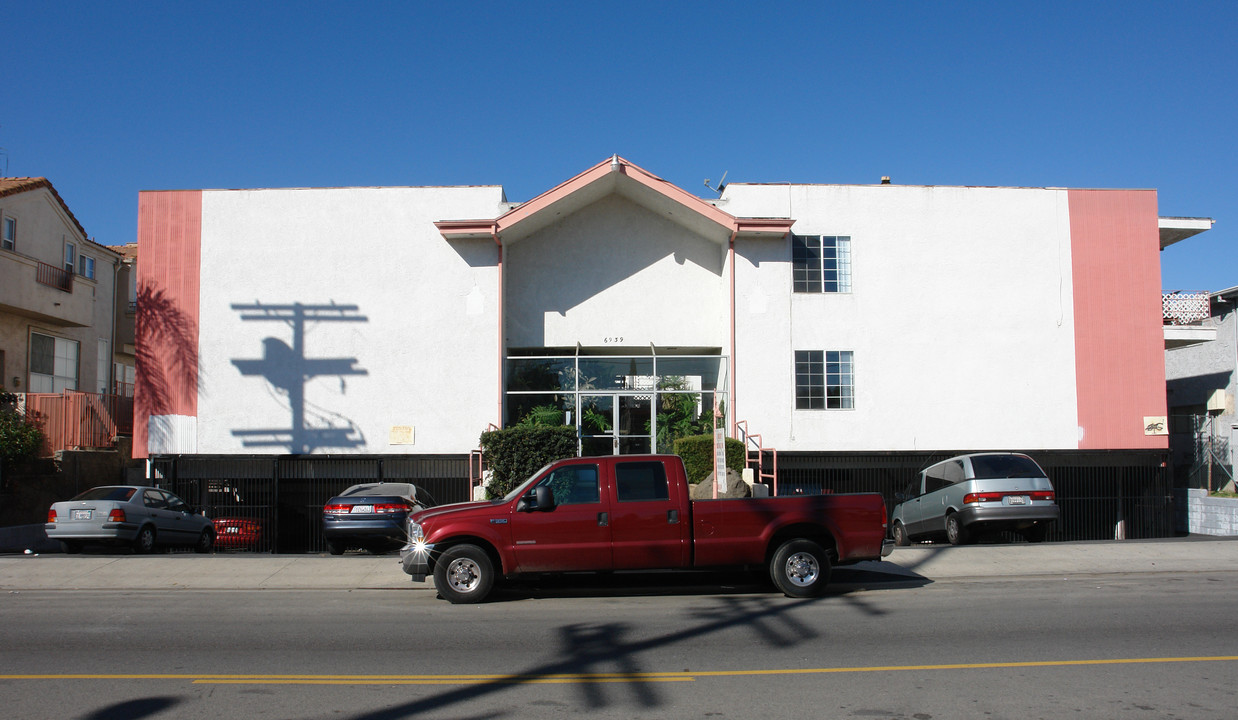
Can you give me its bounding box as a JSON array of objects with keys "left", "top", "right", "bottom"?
[
  {"left": 447, "top": 557, "right": 481, "bottom": 593},
  {"left": 784, "top": 552, "right": 819, "bottom": 588}
]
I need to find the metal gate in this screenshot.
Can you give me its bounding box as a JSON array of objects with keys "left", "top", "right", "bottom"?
[
  {"left": 772, "top": 450, "right": 1174, "bottom": 542},
  {"left": 151, "top": 455, "right": 471, "bottom": 553}
]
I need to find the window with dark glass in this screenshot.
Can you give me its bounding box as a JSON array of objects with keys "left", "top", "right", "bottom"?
[
  {"left": 792, "top": 234, "right": 851, "bottom": 293},
  {"left": 616, "top": 461, "right": 670, "bottom": 502}
]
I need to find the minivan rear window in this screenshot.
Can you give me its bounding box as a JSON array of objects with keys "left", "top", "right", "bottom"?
[{"left": 970, "top": 455, "right": 1045, "bottom": 479}]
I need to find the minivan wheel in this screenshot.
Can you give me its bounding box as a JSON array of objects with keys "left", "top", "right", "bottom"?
[
  {"left": 892, "top": 521, "right": 910, "bottom": 547},
  {"left": 945, "top": 514, "right": 969, "bottom": 546}
]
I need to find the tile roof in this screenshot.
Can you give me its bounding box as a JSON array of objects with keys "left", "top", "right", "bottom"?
[{"left": 0, "top": 177, "right": 120, "bottom": 257}]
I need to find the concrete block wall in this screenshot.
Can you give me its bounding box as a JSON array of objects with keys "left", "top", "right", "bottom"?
[{"left": 1178, "top": 488, "right": 1238, "bottom": 536}]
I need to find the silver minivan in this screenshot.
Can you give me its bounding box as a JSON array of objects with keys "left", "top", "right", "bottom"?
[{"left": 889, "top": 453, "right": 1059, "bottom": 545}]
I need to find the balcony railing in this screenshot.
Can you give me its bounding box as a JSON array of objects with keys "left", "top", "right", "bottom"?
[
  {"left": 36, "top": 261, "right": 73, "bottom": 292},
  {"left": 1163, "top": 292, "right": 1211, "bottom": 325},
  {"left": 20, "top": 390, "right": 134, "bottom": 456}
]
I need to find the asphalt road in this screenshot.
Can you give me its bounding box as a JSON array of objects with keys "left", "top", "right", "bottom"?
[{"left": 2, "top": 541, "right": 1238, "bottom": 719}]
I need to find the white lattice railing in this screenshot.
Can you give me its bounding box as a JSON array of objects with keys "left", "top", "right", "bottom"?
[{"left": 1163, "top": 292, "right": 1211, "bottom": 325}]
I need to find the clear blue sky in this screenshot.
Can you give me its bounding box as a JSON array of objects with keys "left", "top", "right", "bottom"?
[{"left": 3, "top": 2, "right": 1234, "bottom": 292}]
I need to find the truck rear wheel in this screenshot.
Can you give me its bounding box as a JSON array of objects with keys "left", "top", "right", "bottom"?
[
  {"left": 434, "top": 544, "right": 494, "bottom": 604},
  {"left": 770, "top": 539, "right": 831, "bottom": 598}
]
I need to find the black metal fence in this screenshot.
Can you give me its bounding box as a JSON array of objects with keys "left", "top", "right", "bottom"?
[
  {"left": 150, "top": 455, "right": 472, "bottom": 553},
  {"left": 772, "top": 450, "right": 1175, "bottom": 541},
  {"left": 146, "top": 449, "right": 1174, "bottom": 552}
]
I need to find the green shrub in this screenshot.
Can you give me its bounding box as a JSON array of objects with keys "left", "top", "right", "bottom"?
[
  {"left": 0, "top": 407, "right": 44, "bottom": 466},
  {"left": 480, "top": 425, "right": 578, "bottom": 499},
  {"left": 673, "top": 433, "right": 747, "bottom": 485}
]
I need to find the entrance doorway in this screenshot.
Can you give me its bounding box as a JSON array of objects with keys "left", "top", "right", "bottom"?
[{"left": 579, "top": 393, "right": 652, "bottom": 455}]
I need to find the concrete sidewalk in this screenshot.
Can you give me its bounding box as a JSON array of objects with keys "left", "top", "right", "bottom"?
[{"left": 1, "top": 537, "right": 1236, "bottom": 592}]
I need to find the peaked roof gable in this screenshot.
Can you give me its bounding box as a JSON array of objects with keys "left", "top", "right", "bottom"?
[
  {"left": 0, "top": 177, "right": 119, "bottom": 257},
  {"left": 436, "top": 156, "right": 794, "bottom": 245}
]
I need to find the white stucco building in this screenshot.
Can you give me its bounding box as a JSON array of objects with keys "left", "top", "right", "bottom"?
[{"left": 134, "top": 157, "right": 1211, "bottom": 472}]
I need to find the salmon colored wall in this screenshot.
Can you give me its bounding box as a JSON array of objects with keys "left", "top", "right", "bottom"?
[
  {"left": 1068, "top": 189, "right": 1167, "bottom": 450},
  {"left": 133, "top": 191, "right": 202, "bottom": 458}
]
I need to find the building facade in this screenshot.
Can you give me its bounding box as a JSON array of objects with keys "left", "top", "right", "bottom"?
[
  {"left": 1166, "top": 286, "right": 1238, "bottom": 489},
  {"left": 0, "top": 178, "right": 127, "bottom": 398},
  {"left": 134, "top": 157, "right": 1217, "bottom": 545},
  {"left": 136, "top": 157, "right": 1202, "bottom": 460}
]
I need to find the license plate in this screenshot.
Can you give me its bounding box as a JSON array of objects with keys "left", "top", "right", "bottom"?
[
  {"left": 351, "top": 505, "right": 374, "bottom": 514},
  {"left": 226, "top": 527, "right": 239, "bottom": 533},
  {"left": 1007, "top": 495, "right": 1028, "bottom": 505},
  {"left": 72, "top": 509, "right": 92, "bottom": 520}
]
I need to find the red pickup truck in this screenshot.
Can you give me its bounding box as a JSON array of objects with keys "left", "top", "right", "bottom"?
[{"left": 400, "top": 454, "right": 894, "bottom": 603}]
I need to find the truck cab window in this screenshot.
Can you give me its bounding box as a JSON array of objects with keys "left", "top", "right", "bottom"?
[
  {"left": 540, "top": 465, "right": 600, "bottom": 506},
  {"left": 616, "top": 461, "right": 670, "bottom": 502}
]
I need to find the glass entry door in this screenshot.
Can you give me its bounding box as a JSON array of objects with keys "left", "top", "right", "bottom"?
[{"left": 579, "top": 393, "right": 653, "bottom": 455}]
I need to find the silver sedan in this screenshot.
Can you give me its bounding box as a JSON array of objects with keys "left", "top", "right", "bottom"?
[{"left": 46, "top": 486, "right": 215, "bottom": 554}]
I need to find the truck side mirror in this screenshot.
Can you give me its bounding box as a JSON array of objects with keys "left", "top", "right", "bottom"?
[{"left": 534, "top": 485, "right": 555, "bottom": 511}]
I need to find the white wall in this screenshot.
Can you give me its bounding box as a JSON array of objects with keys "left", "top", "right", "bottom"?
[
  {"left": 505, "top": 194, "right": 727, "bottom": 349},
  {"left": 725, "top": 183, "right": 1081, "bottom": 452},
  {"left": 196, "top": 186, "right": 505, "bottom": 454}
]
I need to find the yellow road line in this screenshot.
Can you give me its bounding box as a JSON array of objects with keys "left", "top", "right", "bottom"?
[{"left": 4, "top": 657, "right": 1236, "bottom": 685}]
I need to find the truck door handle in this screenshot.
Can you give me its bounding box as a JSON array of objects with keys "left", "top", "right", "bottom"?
[
  {"left": 668, "top": 510, "right": 679, "bottom": 524},
  {"left": 598, "top": 512, "right": 609, "bottom": 527}
]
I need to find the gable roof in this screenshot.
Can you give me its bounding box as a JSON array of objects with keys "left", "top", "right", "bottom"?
[
  {"left": 1, "top": 177, "right": 120, "bottom": 258},
  {"left": 435, "top": 156, "right": 794, "bottom": 245}
]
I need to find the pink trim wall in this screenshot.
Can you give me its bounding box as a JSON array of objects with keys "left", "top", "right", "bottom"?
[
  {"left": 133, "top": 191, "right": 202, "bottom": 458},
  {"left": 1068, "top": 189, "right": 1167, "bottom": 450}
]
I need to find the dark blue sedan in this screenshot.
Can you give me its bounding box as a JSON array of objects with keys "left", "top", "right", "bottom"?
[{"left": 322, "top": 482, "right": 434, "bottom": 555}]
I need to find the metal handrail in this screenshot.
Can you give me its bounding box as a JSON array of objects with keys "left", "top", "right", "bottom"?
[{"left": 735, "top": 419, "right": 778, "bottom": 495}]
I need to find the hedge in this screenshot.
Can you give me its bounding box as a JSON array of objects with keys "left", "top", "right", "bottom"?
[
  {"left": 479, "top": 425, "right": 578, "bottom": 499},
  {"left": 673, "top": 433, "right": 747, "bottom": 485}
]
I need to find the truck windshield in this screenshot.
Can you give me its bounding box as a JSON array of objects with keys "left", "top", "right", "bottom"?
[
  {"left": 498, "top": 462, "right": 557, "bottom": 504},
  {"left": 970, "top": 455, "right": 1045, "bottom": 479}
]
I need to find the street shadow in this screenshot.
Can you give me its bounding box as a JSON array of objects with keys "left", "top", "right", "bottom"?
[
  {"left": 341, "top": 593, "right": 833, "bottom": 720},
  {"left": 79, "top": 696, "right": 181, "bottom": 720},
  {"left": 229, "top": 301, "right": 368, "bottom": 453}
]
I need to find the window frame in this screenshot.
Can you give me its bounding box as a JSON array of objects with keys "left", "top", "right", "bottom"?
[
  {"left": 79, "top": 254, "right": 95, "bottom": 279},
  {"left": 794, "top": 349, "right": 855, "bottom": 410},
  {"left": 792, "top": 234, "right": 852, "bottom": 294},
  {"left": 29, "top": 331, "right": 79, "bottom": 393},
  {"left": 1, "top": 214, "right": 15, "bottom": 251},
  {"left": 64, "top": 242, "right": 77, "bottom": 274}
]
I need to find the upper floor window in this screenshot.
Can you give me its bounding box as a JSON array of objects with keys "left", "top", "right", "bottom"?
[
  {"left": 64, "top": 242, "right": 76, "bottom": 274},
  {"left": 78, "top": 254, "right": 95, "bottom": 279},
  {"left": 2, "top": 215, "right": 14, "bottom": 251},
  {"left": 795, "top": 350, "right": 854, "bottom": 410},
  {"left": 792, "top": 234, "right": 851, "bottom": 293}
]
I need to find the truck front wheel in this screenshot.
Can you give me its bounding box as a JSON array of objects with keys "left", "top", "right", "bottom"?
[
  {"left": 770, "top": 539, "right": 831, "bottom": 598},
  {"left": 434, "top": 544, "right": 495, "bottom": 604}
]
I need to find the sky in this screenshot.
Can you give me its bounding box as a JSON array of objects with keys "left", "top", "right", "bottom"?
[{"left": 2, "top": 2, "right": 1234, "bottom": 292}]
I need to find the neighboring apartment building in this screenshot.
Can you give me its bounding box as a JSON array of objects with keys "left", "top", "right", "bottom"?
[
  {"left": 1166, "top": 285, "right": 1238, "bottom": 489},
  {"left": 134, "top": 157, "right": 1212, "bottom": 469},
  {"left": 0, "top": 178, "right": 128, "bottom": 398}
]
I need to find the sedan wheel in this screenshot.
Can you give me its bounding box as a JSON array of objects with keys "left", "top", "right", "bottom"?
[
  {"left": 892, "top": 521, "right": 910, "bottom": 547},
  {"left": 195, "top": 529, "right": 215, "bottom": 554},
  {"left": 133, "top": 525, "right": 156, "bottom": 554}
]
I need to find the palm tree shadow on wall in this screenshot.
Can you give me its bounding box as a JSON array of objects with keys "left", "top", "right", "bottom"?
[
  {"left": 230, "top": 301, "right": 369, "bottom": 454},
  {"left": 136, "top": 285, "right": 199, "bottom": 418}
]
